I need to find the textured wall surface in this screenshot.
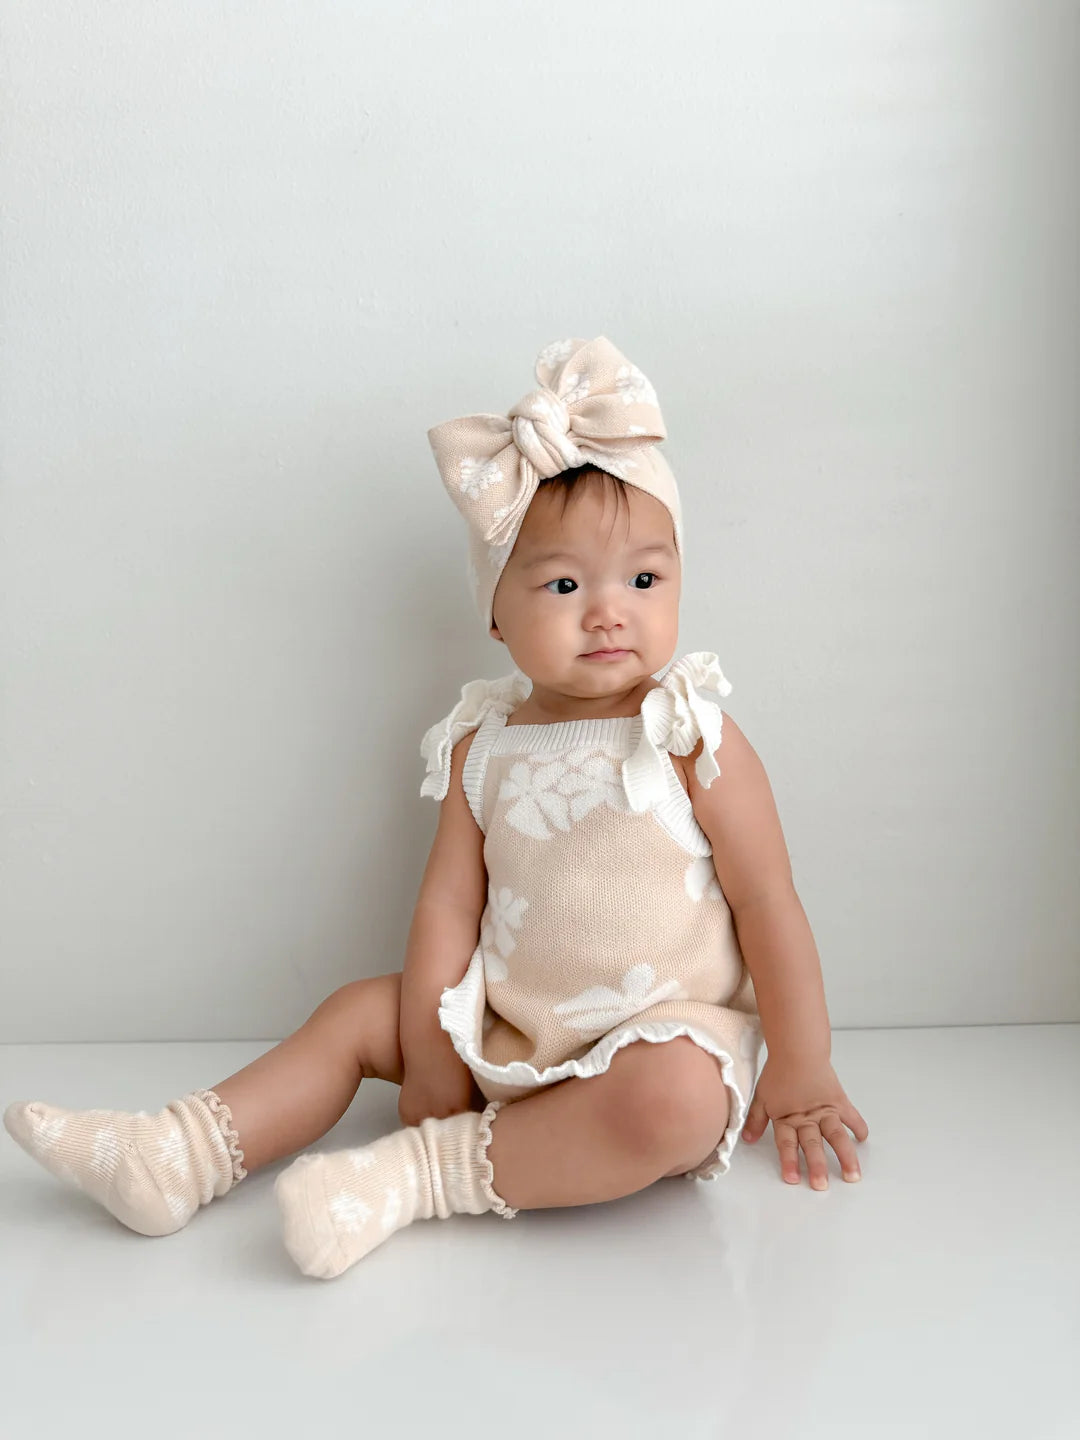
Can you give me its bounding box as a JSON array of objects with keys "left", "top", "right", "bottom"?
[{"left": 2, "top": 2, "right": 1077, "bottom": 1040}]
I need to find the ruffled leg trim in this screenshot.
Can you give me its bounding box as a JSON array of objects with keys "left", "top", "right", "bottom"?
[
  {"left": 683, "top": 1153, "right": 725, "bottom": 1182},
  {"left": 194, "top": 1088, "right": 248, "bottom": 1185},
  {"left": 476, "top": 1101, "right": 518, "bottom": 1219}
]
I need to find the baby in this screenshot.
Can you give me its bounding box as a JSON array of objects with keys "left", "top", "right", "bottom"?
[{"left": 4, "top": 335, "right": 868, "bottom": 1279}]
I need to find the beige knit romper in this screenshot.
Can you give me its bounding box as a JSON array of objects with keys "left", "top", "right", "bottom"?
[{"left": 420, "top": 651, "right": 763, "bottom": 1179}]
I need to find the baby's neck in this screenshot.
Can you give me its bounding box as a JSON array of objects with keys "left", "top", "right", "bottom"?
[{"left": 508, "top": 675, "right": 662, "bottom": 726}]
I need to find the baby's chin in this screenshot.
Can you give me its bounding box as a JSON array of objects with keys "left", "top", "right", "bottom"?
[{"left": 559, "top": 656, "right": 657, "bottom": 690}]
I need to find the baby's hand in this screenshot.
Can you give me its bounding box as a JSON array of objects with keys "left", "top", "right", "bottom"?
[
  {"left": 741, "top": 1054, "right": 868, "bottom": 1190},
  {"left": 398, "top": 1052, "right": 476, "bottom": 1128}
]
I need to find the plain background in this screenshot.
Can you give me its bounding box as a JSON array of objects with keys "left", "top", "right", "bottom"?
[{"left": 1, "top": 1, "right": 1077, "bottom": 1043}]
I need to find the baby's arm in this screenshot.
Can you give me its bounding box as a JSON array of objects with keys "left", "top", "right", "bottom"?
[
  {"left": 685, "top": 713, "right": 868, "bottom": 1186},
  {"left": 685, "top": 714, "right": 829, "bottom": 1062},
  {"left": 398, "top": 732, "right": 487, "bottom": 1125}
]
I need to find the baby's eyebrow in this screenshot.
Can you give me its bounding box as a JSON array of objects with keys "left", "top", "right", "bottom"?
[
  {"left": 520, "top": 542, "right": 674, "bottom": 570},
  {"left": 518, "top": 551, "right": 580, "bottom": 570}
]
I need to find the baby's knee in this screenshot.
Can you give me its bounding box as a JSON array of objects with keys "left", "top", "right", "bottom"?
[
  {"left": 603, "top": 1038, "right": 729, "bottom": 1164},
  {"left": 307, "top": 973, "right": 405, "bottom": 1084}
]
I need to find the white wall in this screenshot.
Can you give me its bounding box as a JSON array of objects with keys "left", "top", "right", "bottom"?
[{"left": 1, "top": 1, "right": 1077, "bottom": 1042}]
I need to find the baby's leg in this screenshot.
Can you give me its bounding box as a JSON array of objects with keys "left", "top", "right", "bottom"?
[
  {"left": 486, "top": 1036, "right": 730, "bottom": 1208},
  {"left": 276, "top": 1036, "right": 730, "bottom": 1278},
  {"left": 3, "top": 973, "right": 405, "bottom": 1235},
  {"left": 211, "top": 972, "right": 405, "bottom": 1171}
]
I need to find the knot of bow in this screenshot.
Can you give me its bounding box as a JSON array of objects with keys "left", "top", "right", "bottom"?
[
  {"left": 506, "top": 387, "right": 580, "bottom": 482},
  {"left": 427, "top": 335, "right": 668, "bottom": 549}
]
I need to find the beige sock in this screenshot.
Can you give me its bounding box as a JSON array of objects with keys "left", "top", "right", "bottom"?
[
  {"left": 275, "top": 1102, "right": 516, "bottom": 1279},
  {"left": 3, "top": 1088, "right": 246, "bottom": 1237}
]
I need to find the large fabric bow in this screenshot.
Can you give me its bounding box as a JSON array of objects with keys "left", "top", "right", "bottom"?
[{"left": 427, "top": 335, "right": 669, "bottom": 550}]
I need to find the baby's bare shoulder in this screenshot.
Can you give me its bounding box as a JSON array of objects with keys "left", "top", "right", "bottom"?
[{"left": 419, "top": 732, "right": 486, "bottom": 914}]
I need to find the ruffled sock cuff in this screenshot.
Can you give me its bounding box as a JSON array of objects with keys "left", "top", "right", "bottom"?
[
  {"left": 193, "top": 1088, "right": 248, "bottom": 1185},
  {"left": 476, "top": 1101, "right": 518, "bottom": 1219}
]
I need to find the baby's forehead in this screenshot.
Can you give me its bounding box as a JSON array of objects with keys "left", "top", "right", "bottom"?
[{"left": 513, "top": 504, "right": 677, "bottom": 567}]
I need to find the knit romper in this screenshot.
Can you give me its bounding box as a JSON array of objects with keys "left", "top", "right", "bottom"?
[{"left": 420, "top": 651, "right": 763, "bottom": 1179}]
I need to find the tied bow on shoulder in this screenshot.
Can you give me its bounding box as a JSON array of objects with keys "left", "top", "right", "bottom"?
[
  {"left": 621, "top": 653, "right": 733, "bottom": 813},
  {"left": 419, "top": 670, "right": 533, "bottom": 801},
  {"left": 427, "top": 336, "right": 668, "bottom": 549}
]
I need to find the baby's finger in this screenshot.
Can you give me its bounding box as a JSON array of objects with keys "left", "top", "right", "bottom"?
[
  {"left": 842, "top": 1102, "right": 870, "bottom": 1142},
  {"left": 774, "top": 1121, "right": 801, "bottom": 1184},
  {"left": 820, "top": 1113, "right": 862, "bottom": 1182},
  {"left": 797, "top": 1122, "right": 830, "bottom": 1191},
  {"left": 743, "top": 1095, "right": 767, "bottom": 1143}
]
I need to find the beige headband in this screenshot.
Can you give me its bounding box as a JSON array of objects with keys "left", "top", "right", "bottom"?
[{"left": 426, "top": 335, "right": 683, "bottom": 631}]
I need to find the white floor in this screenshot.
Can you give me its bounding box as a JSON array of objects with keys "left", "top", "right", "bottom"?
[{"left": 1, "top": 1025, "right": 1077, "bottom": 1440}]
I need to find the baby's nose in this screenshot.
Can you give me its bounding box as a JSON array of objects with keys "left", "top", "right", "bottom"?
[{"left": 584, "top": 595, "right": 625, "bottom": 627}]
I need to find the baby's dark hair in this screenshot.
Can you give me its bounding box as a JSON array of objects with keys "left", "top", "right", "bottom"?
[{"left": 537, "top": 464, "right": 631, "bottom": 522}]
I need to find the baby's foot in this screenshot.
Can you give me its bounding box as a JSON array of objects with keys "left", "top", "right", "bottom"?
[
  {"left": 275, "top": 1109, "right": 514, "bottom": 1279},
  {"left": 3, "top": 1091, "right": 244, "bottom": 1236}
]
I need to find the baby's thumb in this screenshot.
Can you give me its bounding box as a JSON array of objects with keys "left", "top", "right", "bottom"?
[{"left": 742, "top": 1097, "right": 767, "bottom": 1143}]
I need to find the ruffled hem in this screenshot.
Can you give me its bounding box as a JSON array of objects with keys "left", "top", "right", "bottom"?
[
  {"left": 195, "top": 1088, "right": 248, "bottom": 1185},
  {"left": 439, "top": 953, "right": 754, "bottom": 1180},
  {"left": 475, "top": 1102, "right": 518, "bottom": 1219}
]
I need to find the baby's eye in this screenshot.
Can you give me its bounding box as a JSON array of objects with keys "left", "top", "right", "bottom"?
[
  {"left": 544, "top": 578, "right": 578, "bottom": 595},
  {"left": 631, "top": 572, "right": 657, "bottom": 589}
]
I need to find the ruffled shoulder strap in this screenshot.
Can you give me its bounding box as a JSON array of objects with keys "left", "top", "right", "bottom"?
[
  {"left": 622, "top": 651, "right": 733, "bottom": 814},
  {"left": 420, "top": 669, "right": 532, "bottom": 801}
]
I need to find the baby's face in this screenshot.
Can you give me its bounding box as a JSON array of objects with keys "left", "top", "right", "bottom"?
[{"left": 490, "top": 477, "right": 681, "bottom": 700}]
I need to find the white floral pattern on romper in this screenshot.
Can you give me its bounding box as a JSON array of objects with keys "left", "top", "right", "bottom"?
[
  {"left": 481, "top": 884, "right": 529, "bottom": 982},
  {"left": 552, "top": 963, "right": 688, "bottom": 1035},
  {"left": 499, "top": 748, "right": 627, "bottom": 842},
  {"left": 684, "top": 855, "right": 724, "bottom": 902}
]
